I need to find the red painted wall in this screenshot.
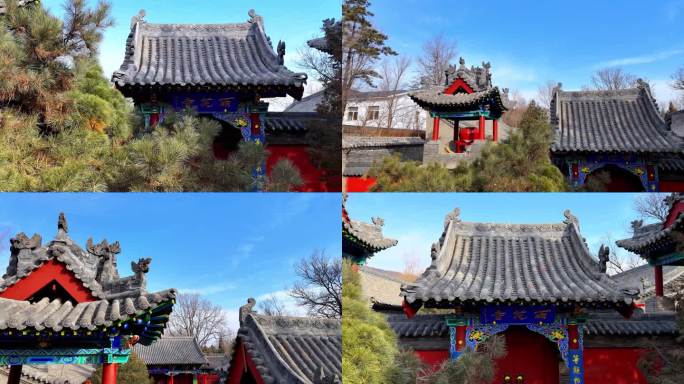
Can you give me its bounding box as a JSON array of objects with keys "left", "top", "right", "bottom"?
[
  {"left": 584, "top": 348, "right": 649, "bottom": 384},
  {"left": 0, "top": 259, "right": 96, "bottom": 302},
  {"left": 227, "top": 341, "right": 265, "bottom": 384},
  {"left": 415, "top": 350, "right": 449, "bottom": 370},
  {"left": 345, "top": 176, "right": 376, "bottom": 192},
  {"left": 660, "top": 181, "right": 684, "bottom": 193},
  {"left": 267, "top": 145, "right": 331, "bottom": 192}
]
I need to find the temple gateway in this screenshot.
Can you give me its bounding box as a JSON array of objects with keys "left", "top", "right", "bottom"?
[
  {"left": 112, "top": 9, "right": 335, "bottom": 191},
  {"left": 343, "top": 205, "right": 680, "bottom": 384},
  {"left": 550, "top": 81, "right": 684, "bottom": 192},
  {"left": 0, "top": 214, "right": 176, "bottom": 384}
]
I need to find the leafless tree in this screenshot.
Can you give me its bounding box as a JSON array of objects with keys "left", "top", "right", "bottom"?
[
  {"left": 502, "top": 90, "right": 528, "bottom": 128},
  {"left": 536, "top": 80, "right": 557, "bottom": 109},
  {"left": 414, "top": 33, "right": 457, "bottom": 88},
  {"left": 634, "top": 193, "right": 669, "bottom": 222},
  {"left": 257, "top": 294, "right": 289, "bottom": 317},
  {"left": 378, "top": 56, "right": 412, "bottom": 128},
  {"left": 673, "top": 67, "right": 684, "bottom": 92},
  {"left": 167, "top": 293, "right": 231, "bottom": 348},
  {"left": 590, "top": 68, "right": 637, "bottom": 91},
  {"left": 290, "top": 250, "right": 342, "bottom": 318}
]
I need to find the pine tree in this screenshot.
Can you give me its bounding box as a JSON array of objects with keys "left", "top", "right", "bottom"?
[
  {"left": 88, "top": 352, "right": 154, "bottom": 384},
  {"left": 342, "top": 0, "right": 396, "bottom": 109},
  {"left": 342, "top": 260, "right": 398, "bottom": 383},
  {"left": 369, "top": 102, "right": 568, "bottom": 192}
]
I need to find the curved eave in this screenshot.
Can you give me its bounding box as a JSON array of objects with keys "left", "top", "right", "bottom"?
[
  {"left": 342, "top": 226, "right": 398, "bottom": 252},
  {"left": 114, "top": 81, "right": 305, "bottom": 101},
  {"left": 408, "top": 88, "right": 508, "bottom": 115}
]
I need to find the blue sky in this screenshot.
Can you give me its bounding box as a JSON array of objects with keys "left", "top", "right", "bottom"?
[
  {"left": 42, "top": 0, "right": 339, "bottom": 108},
  {"left": 0, "top": 193, "right": 340, "bottom": 331},
  {"left": 346, "top": 193, "right": 662, "bottom": 274},
  {"left": 367, "top": 0, "right": 684, "bottom": 106}
]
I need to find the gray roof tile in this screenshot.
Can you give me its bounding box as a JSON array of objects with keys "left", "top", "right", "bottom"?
[
  {"left": 0, "top": 289, "right": 175, "bottom": 333},
  {"left": 385, "top": 311, "right": 678, "bottom": 338},
  {"left": 612, "top": 264, "right": 684, "bottom": 298},
  {"left": 402, "top": 209, "right": 633, "bottom": 306},
  {"left": 550, "top": 83, "right": 683, "bottom": 153},
  {"left": 112, "top": 10, "right": 306, "bottom": 98},
  {"left": 264, "top": 112, "right": 322, "bottom": 132},
  {"left": 616, "top": 212, "right": 684, "bottom": 253},
  {"left": 232, "top": 300, "right": 341, "bottom": 384},
  {"left": 134, "top": 336, "right": 207, "bottom": 366},
  {"left": 409, "top": 87, "right": 508, "bottom": 110},
  {"left": 343, "top": 218, "right": 398, "bottom": 252}
]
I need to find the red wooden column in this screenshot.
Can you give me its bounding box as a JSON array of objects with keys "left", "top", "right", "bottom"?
[
  {"left": 493, "top": 119, "right": 499, "bottom": 142},
  {"left": 7, "top": 365, "right": 22, "bottom": 384},
  {"left": 168, "top": 373, "right": 175, "bottom": 384},
  {"left": 655, "top": 265, "right": 664, "bottom": 297},
  {"left": 478, "top": 115, "right": 485, "bottom": 140},
  {"left": 102, "top": 363, "right": 118, "bottom": 384},
  {"left": 432, "top": 117, "right": 440, "bottom": 141}
]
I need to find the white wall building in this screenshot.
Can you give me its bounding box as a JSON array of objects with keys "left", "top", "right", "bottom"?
[{"left": 344, "top": 90, "right": 427, "bottom": 130}]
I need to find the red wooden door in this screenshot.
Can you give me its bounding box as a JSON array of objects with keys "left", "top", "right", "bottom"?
[{"left": 494, "top": 326, "right": 560, "bottom": 384}]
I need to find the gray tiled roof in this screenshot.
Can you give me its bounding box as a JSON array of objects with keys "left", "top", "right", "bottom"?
[
  {"left": 343, "top": 218, "right": 398, "bottom": 252},
  {"left": 342, "top": 136, "right": 424, "bottom": 150},
  {"left": 384, "top": 311, "right": 678, "bottom": 338},
  {"left": 284, "top": 91, "right": 324, "bottom": 113},
  {"left": 112, "top": 10, "right": 306, "bottom": 98},
  {"left": 550, "top": 83, "right": 683, "bottom": 153},
  {"left": 203, "top": 353, "right": 230, "bottom": 371},
  {"left": 0, "top": 214, "right": 175, "bottom": 344},
  {"left": 264, "top": 112, "right": 322, "bottom": 132},
  {"left": 616, "top": 214, "right": 684, "bottom": 253},
  {"left": 360, "top": 265, "right": 406, "bottom": 284},
  {"left": 402, "top": 209, "right": 633, "bottom": 307},
  {"left": 0, "top": 290, "right": 175, "bottom": 333},
  {"left": 659, "top": 157, "right": 684, "bottom": 172},
  {"left": 134, "top": 336, "right": 206, "bottom": 366},
  {"left": 233, "top": 301, "right": 341, "bottom": 384},
  {"left": 409, "top": 87, "right": 508, "bottom": 110},
  {"left": 583, "top": 310, "right": 678, "bottom": 336},
  {"left": 612, "top": 264, "right": 684, "bottom": 298}
]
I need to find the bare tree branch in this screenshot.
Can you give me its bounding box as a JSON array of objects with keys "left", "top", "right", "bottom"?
[
  {"left": 167, "top": 293, "right": 231, "bottom": 348},
  {"left": 590, "top": 68, "right": 638, "bottom": 91},
  {"left": 289, "top": 250, "right": 342, "bottom": 319},
  {"left": 378, "top": 56, "right": 412, "bottom": 129},
  {"left": 536, "top": 80, "right": 557, "bottom": 109},
  {"left": 413, "top": 33, "right": 457, "bottom": 88},
  {"left": 257, "top": 294, "right": 289, "bottom": 317},
  {"left": 634, "top": 194, "right": 669, "bottom": 222}
]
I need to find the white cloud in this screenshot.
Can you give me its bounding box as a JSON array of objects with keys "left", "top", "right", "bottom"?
[
  {"left": 177, "top": 282, "right": 236, "bottom": 295},
  {"left": 367, "top": 230, "right": 434, "bottom": 273},
  {"left": 595, "top": 49, "right": 684, "bottom": 68},
  {"left": 256, "top": 289, "right": 308, "bottom": 316},
  {"left": 650, "top": 79, "right": 682, "bottom": 107}
]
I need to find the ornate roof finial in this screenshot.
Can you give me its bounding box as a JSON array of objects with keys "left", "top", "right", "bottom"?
[
  {"left": 248, "top": 9, "right": 264, "bottom": 29},
  {"left": 371, "top": 217, "right": 385, "bottom": 227},
  {"left": 239, "top": 297, "right": 256, "bottom": 326},
  {"left": 444, "top": 208, "right": 461, "bottom": 227},
  {"left": 58, "top": 212, "right": 68, "bottom": 234},
  {"left": 630, "top": 220, "right": 643, "bottom": 234},
  {"left": 598, "top": 244, "right": 610, "bottom": 273},
  {"left": 277, "top": 40, "right": 285, "bottom": 65},
  {"left": 130, "top": 9, "right": 145, "bottom": 29},
  {"left": 459, "top": 57, "right": 466, "bottom": 68},
  {"left": 563, "top": 209, "right": 579, "bottom": 228}
]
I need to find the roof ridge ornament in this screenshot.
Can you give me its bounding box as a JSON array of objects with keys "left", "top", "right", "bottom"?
[
  {"left": 371, "top": 217, "right": 385, "bottom": 227},
  {"left": 598, "top": 244, "right": 610, "bottom": 273},
  {"left": 444, "top": 208, "right": 461, "bottom": 227},
  {"left": 130, "top": 9, "right": 145, "bottom": 29},
  {"left": 248, "top": 9, "right": 264, "bottom": 30},
  {"left": 563, "top": 209, "right": 579, "bottom": 229},
  {"left": 277, "top": 40, "right": 285, "bottom": 65},
  {"left": 239, "top": 297, "right": 256, "bottom": 326},
  {"left": 57, "top": 212, "right": 68, "bottom": 234}
]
